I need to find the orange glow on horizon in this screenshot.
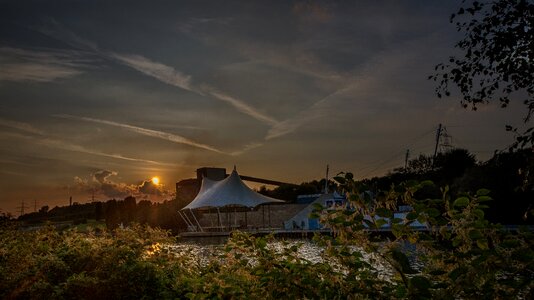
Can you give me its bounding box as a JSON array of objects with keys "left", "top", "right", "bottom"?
[{"left": 151, "top": 177, "right": 160, "bottom": 185}]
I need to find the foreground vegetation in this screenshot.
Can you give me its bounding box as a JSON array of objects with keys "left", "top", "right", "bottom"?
[{"left": 1, "top": 177, "right": 533, "bottom": 299}]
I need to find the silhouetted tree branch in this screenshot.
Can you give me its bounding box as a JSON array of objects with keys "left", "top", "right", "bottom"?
[{"left": 431, "top": 0, "right": 534, "bottom": 148}]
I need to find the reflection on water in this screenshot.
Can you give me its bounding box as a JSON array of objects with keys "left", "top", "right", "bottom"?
[{"left": 166, "top": 238, "right": 395, "bottom": 279}]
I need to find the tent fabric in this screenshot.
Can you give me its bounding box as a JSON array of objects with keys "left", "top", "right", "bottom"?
[{"left": 183, "top": 170, "right": 284, "bottom": 210}]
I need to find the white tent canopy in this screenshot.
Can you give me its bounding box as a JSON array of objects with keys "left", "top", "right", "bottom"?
[{"left": 182, "top": 169, "right": 284, "bottom": 210}]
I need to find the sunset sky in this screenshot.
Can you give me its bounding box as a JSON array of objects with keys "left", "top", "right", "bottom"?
[{"left": 0, "top": 0, "right": 526, "bottom": 215}]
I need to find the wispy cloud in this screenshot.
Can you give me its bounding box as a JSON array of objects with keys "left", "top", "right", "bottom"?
[
  {"left": 110, "top": 53, "right": 193, "bottom": 91},
  {"left": 109, "top": 53, "right": 278, "bottom": 125},
  {"left": 0, "top": 117, "right": 44, "bottom": 135},
  {"left": 230, "top": 142, "right": 264, "bottom": 156},
  {"left": 3, "top": 131, "right": 179, "bottom": 167},
  {"left": 0, "top": 47, "right": 93, "bottom": 82},
  {"left": 55, "top": 114, "right": 225, "bottom": 154},
  {"left": 265, "top": 85, "right": 355, "bottom": 139},
  {"left": 39, "top": 138, "right": 173, "bottom": 165},
  {"left": 38, "top": 20, "right": 278, "bottom": 126},
  {"left": 205, "top": 88, "right": 278, "bottom": 126}
]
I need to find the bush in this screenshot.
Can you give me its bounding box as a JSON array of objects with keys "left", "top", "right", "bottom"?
[{"left": 1, "top": 178, "right": 533, "bottom": 299}]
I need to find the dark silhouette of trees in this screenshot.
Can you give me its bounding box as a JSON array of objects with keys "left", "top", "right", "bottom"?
[
  {"left": 431, "top": 0, "right": 534, "bottom": 148},
  {"left": 104, "top": 200, "right": 120, "bottom": 229},
  {"left": 434, "top": 148, "right": 477, "bottom": 180},
  {"left": 38, "top": 206, "right": 49, "bottom": 214}
]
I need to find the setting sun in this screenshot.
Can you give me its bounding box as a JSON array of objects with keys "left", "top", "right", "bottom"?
[{"left": 151, "top": 177, "right": 160, "bottom": 185}]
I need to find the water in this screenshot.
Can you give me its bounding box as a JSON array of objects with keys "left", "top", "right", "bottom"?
[{"left": 165, "top": 238, "right": 395, "bottom": 279}]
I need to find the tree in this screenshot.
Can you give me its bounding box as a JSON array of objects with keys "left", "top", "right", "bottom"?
[
  {"left": 38, "top": 205, "right": 49, "bottom": 214},
  {"left": 431, "top": 0, "right": 534, "bottom": 148},
  {"left": 434, "top": 148, "right": 477, "bottom": 179}
]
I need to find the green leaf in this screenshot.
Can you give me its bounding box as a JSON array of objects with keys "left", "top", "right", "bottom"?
[
  {"left": 476, "top": 239, "right": 488, "bottom": 250},
  {"left": 308, "top": 212, "right": 320, "bottom": 219},
  {"left": 406, "top": 212, "right": 418, "bottom": 221},
  {"left": 425, "top": 208, "right": 441, "bottom": 218},
  {"left": 312, "top": 203, "right": 324, "bottom": 211},
  {"left": 468, "top": 229, "right": 483, "bottom": 240},
  {"left": 453, "top": 197, "right": 470, "bottom": 208},
  {"left": 417, "top": 215, "right": 427, "bottom": 224},
  {"left": 391, "top": 248, "right": 417, "bottom": 274},
  {"left": 476, "top": 188, "right": 490, "bottom": 196},
  {"left": 375, "top": 219, "right": 388, "bottom": 228},
  {"left": 392, "top": 218, "right": 403, "bottom": 224},
  {"left": 333, "top": 176, "right": 346, "bottom": 184},
  {"left": 477, "top": 196, "right": 492, "bottom": 202},
  {"left": 375, "top": 208, "right": 393, "bottom": 218},
  {"left": 420, "top": 180, "right": 434, "bottom": 187},
  {"left": 472, "top": 209, "right": 484, "bottom": 219},
  {"left": 363, "top": 219, "right": 374, "bottom": 228},
  {"left": 256, "top": 238, "right": 267, "bottom": 249}
]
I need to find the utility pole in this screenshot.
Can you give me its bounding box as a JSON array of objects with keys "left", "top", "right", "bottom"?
[
  {"left": 439, "top": 126, "right": 453, "bottom": 153},
  {"left": 324, "top": 164, "right": 329, "bottom": 194},
  {"left": 433, "top": 124, "right": 443, "bottom": 167},
  {"left": 404, "top": 149, "right": 410, "bottom": 173},
  {"left": 16, "top": 200, "right": 29, "bottom": 216},
  {"left": 433, "top": 123, "right": 442, "bottom": 161}
]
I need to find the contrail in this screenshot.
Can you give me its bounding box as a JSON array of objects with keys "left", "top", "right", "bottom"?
[
  {"left": 266, "top": 86, "right": 353, "bottom": 139},
  {"left": 38, "top": 23, "right": 278, "bottom": 126},
  {"left": 0, "top": 117, "right": 44, "bottom": 135},
  {"left": 206, "top": 89, "right": 278, "bottom": 126},
  {"left": 110, "top": 53, "right": 278, "bottom": 125},
  {"left": 110, "top": 53, "right": 193, "bottom": 92},
  {"left": 56, "top": 114, "right": 225, "bottom": 154},
  {"left": 4, "top": 131, "right": 180, "bottom": 166}
]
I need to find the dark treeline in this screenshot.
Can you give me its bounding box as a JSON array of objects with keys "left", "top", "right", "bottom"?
[
  {"left": 260, "top": 148, "right": 533, "bottom": 225},
  {"left": 258, "top": 179, "right": 338, "bottom": 201},
  {"left": 364, "top": 148, "right": 534, "bottom": 225},
  {"left": 18, "top": 196, "right": 186, "bottom": 233}
]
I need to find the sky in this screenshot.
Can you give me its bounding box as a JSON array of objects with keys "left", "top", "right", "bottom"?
[{"left": 0, "top": 0, "right": 527, "bottom": 215}]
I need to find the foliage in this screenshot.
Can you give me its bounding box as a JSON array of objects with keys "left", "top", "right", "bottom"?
[
  {"left": 326, "top": 172, "right": 534, "bottom": 299},
  {"left": 430, "top": 0, "right": 534, "bottom": 148},
  {"left": 376, "top": 148, "right": 533, "bottom": 224},
  {"left": 2, "top": 175, "right": 533, "bottom": 299},
  {"left": 0, "top": 224, "right": 195, "bottom": 299}
]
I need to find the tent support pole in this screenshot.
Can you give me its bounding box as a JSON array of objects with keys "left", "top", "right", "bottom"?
[
  {"left": 189, "top": 209, "right": 203, "bottom": 232},
  {"left": 268, "top": 205, "right": 271, "bottom": 229},
  {"left": 210, "top": 208, "right": 214, "bottom": 228},
  {"left": 245, "top": 209, "right": 248, "bottom": 230},
  {"left": 227, "top": 210, "right": 230, "bottom": 231},
  {"left": 178, "top": 211, "right": 189, "bottom": 228},
  {"left": 262, "top": 205, "right": 265, "bottom": 229},
  {"left": 217, "top": 208, "right": 222, "bottom": 231},
  {"left": 183, "top": 211, "right": 195, "bottom": 230},
  {"left": 179, "top": 211, "right": 194, "bottom": 231},
  {"left": 234, "top": 207, "right": 237, "bottom": 229}
]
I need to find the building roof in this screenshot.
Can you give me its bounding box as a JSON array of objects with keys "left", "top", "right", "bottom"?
[{"left": 182, "top": 169, "right": 284, "bottom": 210}]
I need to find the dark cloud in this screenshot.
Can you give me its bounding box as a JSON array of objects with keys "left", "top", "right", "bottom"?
[
  {"left": 138, "top": 179, "right": 162, "bottom": 196},
  {"left": 92, "top": 169, "right": 115, "bottom": 184}
]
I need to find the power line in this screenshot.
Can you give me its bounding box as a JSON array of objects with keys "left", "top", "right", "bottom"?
[
  {"left": 16, "top": 200, "right": 29, "bottom": 216},
  {"left": 358, "top": 127, "right": 437, "bottom": 178}
]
